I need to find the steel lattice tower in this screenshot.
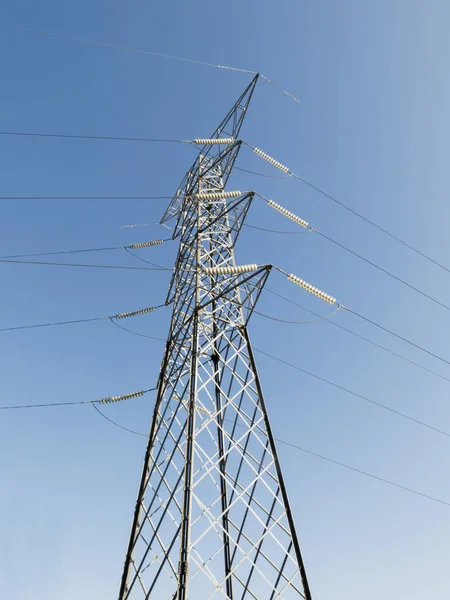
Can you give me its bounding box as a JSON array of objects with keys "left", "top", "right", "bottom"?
[{"left": 118, "top": 75, "right": 313, "bottom": 600}]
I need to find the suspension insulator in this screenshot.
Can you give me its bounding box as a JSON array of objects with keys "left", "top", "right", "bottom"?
[
  {"left": 195, "top": 190, "right": 242, "bottom": 200},
  {"left": 203, "top": 264, "right": 259, "bottom": 275},
  {"left": 193, "top": 138, "right": 235, "bottom": 145},
  {"left": 267, "top": 200, "right": 309, "bottom": 228},
  {"left": 114, "top": 307, "right": 156, "bottom": 319},
  {"left": 98, "top": 390, "right": 146, "bottom": 404},
  {"left": 127, "top": 240, "right": 164, "bottom": 249},
  {"left": 288, "top": 274, "right": 336, "bottom": 304},
  {"left": 253, "top": 147, "right": 290, "bottom": 172}
]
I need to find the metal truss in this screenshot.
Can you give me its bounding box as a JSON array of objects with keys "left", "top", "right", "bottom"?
[{"left": 118, "top": 75, "right": 313, "bottom": 600}]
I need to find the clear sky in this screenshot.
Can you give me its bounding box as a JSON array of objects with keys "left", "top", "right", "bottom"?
[{"left": 1, "top": 1, "right": 449, "bottom": 598}]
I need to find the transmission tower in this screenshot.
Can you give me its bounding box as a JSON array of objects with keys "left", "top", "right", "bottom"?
[{"left": 118, "top": 75, "right": 313, "bottom": 600}]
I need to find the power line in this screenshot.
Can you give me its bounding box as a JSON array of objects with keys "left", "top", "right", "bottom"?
[
  {"left": 0, "top": 23, "right": 299, "bottom": 103},
  {"left": 10, "top": 295, "right": 440, "bottom": 442},
  {"left": 4, "top": 260, "right": 450, "bottom": 378},
  {"left": 0, "top": 240, "right": 171, "bottom": 261},
  {"left": 7, "top": 131, "right": 446, "bottom": 288},
  {"left": 0, "top": 23, "right": 258, "bottom": 73},
  {"left": 244, "top": 223, "right": 309, "bottom": 235},
  {"left": 0, "top": 131, "right": 190, "bottom": 143},
  {"left": 259, "top": 193, "right": 450, "bottom": 314},
  {"left": 124, "top": 248, "right": 167, "bottom": 268},
  {"left": 254, "top": 347, "right": 450, "bottom": 439},
  {"left": 276, "top": 263, "right": 450, "bottom": 370},
  {"left": 0, "top": 306, "right": 166, "bottom": 334},
  {"left": 274, "top": 438, "right": 450, "bottom": 508},
  {"left": 91, "top": 403, "right": 148, "bottom": 437},
  {"left": 235, "top": 165, "right": 293, "bottom": 179},
  {"left": 119, "top": 219, "right": 308, "bottom": 236},
  {"left": 0, "top": 388, "right": 156, "bottom": 410},
  {"left": 275, "top": 263, "right": 450, "bottom": 370},
  {"left": 87, "top": 401, "right": 450, "bottom": 509},
  {"left": 0, "top": 246, "right": 122, "bottom": 260},
  {"left": 265, "top": 287, "right": 450, "bottom": 385},
  {"left": 0, "top": 315, "right": 108, "bottom": 333},
  {"left": 4, "top": 269, "right": 446, "bottom": 438},
  {"left": 254, "top": 306, "right": 340, "bottom": 324},
  {"left": 10, "top": 194, "right": 450, "bottom": 320},
  {"left": 314, "top": 229, "right": 450, "bottom": 314},
  {"left": 0, "top": 196, "right": 172, "bottom": 200},
  {"left": 0, "top": 258, "right": 171, "bottom": 271},
  {"left": 4, "top": 251, "right": 450, "bottom": 379},
  {"left": 294, "top": 174, "right": 450, "bottom": 276},
  {"left": 245, "top": 142, "right": 450, "bottom": 277},
  {"left": 1, "top": 399, "right": 97, "bottom": 409},
  {"left": 3, "top": 132, "right": 447, "bottom": 280},
  {"left": 109, "top": 318, "right": 166, "bottom": 341},
  {"left": 291, "top": 174, "right": 450, "bottom": 277},
  {"left": 40, "top": 194, "right": 450, "bottom": 325},
  {"left": 346, "top": 306, "right": 450, "bottom": 368},
  {"left": 3, "top": 391, "right": 448, "bottom": 508}
]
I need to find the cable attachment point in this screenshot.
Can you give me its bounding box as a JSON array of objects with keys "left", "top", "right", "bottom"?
[
  {"left": 267, "top": 200, "right": 309, "bottom": 228},
  {"left": 126, "top": 240, "right": 164, "bottom": 249},
  {"left": 288, "top": 274, "right": 336, "bottom": 304},
  {"left": 203, "top": 264, "right": 259, "bottom": 275},
  {"left": 98, "top": 390, "right": 146, "bottom": 404},
  {"left": 193, "top": 138, "right": 235, "bottom": 145},
  {"left": 253, "top": 148, "right": 290, "bottom": 173},
  {"left": 114, "top": 307, "right": 156, "bottom": 319},
  {"left": 195, "top": 190, "right": 242, "bottom": 200}
]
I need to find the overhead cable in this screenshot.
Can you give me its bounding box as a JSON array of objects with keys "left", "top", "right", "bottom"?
[
  {"left": 263, "top": 195, "right": 450, "bottom": 314},
  {"left": 315, "top": 229, "right": 450, "bottom": 313},
  {"left": 6, "top": 250, "right": 449, "bottom": 372},
  {"left": 124, "top": 248, "right": 168, "bottom": 269},
  {"left": 275, "top": 438, "right": 450, "bottom": 509},
  {"left": 4, "top": 253, "right": 450, "bottom": 373},
  {"left": 235, "top": 165, "right": 292, "bottom": 179},
  {"left": 109, "top": 318, "right": 166, "bottom": 341},
  {"left": 5, "top": 128, "right": 449, "bottom": 278},
  {"left": 0, "top": 131, "right": 190, "bottom": 143},
  {"left": 346, "top": 307, "right": 450, "bottom": 368},
  {"left": 247, "top": 142, "right": 450, "bottom": 276},
  {"left": 121, "top": 219, "right": 307, "bottom": 235},
  {"left": 0, "top": 304, "right": 165, "bottom": 333},
  {"left": 243, "top": 223, "right": 309, "bottom": 235},
  {"left": 254, "top": 347, "right": 450, "bottom": 439},
  {"left": 0, "top": 23, "right": 299, "bottom": 103},
  {"left": 276, "top": 266, "right": 450, "bottom": 368},
  {"left": 254, "top": 306, "right": 341, "bottom": 324},
  {"left": 0, "top": 388, "right": 154, "bottom": 410},
  {"left": 265, "top": 287, "right": 450, "bottom": 385},
  {"left": 0, "top": 258, "right": 171, "bottom": 271},
  {"left": 3, "top": 385, "right": 448, "bottom": 507},
  {"left": 0, "top": 239, "right": 168, "bottom": 260},
  {"left": 0, "top": 196, "right": 173, "bottom": 200},
  {"left": 91, "top": 403, "right": 148, "bottom": 437},
  {"left": 86, "top": 396, "right": 450, "bottom": 509}
]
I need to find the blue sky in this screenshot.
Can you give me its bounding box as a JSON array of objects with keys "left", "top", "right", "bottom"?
[{"left": 1, "top": 1, "right": 450, "bottom": 598}]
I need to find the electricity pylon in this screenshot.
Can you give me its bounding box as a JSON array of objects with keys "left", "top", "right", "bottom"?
[{"left": 118, "top": 75, "right": 313, "bottom": 600}]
